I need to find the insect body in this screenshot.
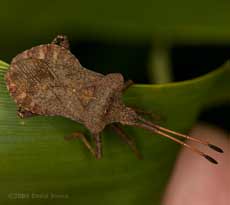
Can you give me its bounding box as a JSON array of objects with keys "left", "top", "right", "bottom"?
[{"left": 5, "top": 35, "right": 223, "bottom": 163}]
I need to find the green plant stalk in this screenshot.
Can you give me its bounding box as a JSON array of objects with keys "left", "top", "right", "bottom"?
[{"left": 148, "top": 41, "right": 173, "bottom": 83}]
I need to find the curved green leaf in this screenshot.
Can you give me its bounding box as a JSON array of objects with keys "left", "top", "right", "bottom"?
[{"left": 0, "top": 60, "right": 229, "bottom": 204}]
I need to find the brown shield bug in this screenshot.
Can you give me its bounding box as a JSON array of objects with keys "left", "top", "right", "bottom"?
[{"left": 4, "top": 35, "right": 223, "bottom": 163}]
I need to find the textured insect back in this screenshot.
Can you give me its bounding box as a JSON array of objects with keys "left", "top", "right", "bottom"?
[
  {"left": 5, "top": 43, "right": 89, "bottom": 118},
  {"left": 82, "top": 73, "right": 125, "bottom": 134}
]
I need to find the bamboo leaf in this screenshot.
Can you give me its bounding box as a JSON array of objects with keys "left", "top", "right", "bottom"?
[{"left": 0, "top": 60, "right": 229, "bottom": 204}]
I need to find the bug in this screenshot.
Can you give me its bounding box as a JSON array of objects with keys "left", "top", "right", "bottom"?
[{"left": 5, "top": 35, "right": 223, "bottom": 163}]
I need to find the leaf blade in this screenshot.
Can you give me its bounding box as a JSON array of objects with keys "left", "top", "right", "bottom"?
[{"left": 0, "top": 60, "right": 229, "bottom": 204}]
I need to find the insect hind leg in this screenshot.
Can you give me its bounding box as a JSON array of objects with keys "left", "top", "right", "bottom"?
[{"left": 17, "top": 107, "right": 37, "bottom": 118}]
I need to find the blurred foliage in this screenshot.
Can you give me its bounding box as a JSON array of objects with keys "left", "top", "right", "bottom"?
[
  {"left": 1, "top": 0, "right": 230, "bottom": 40},
  {"left": 1, "top": 0, "right": 230, "bottom": 60}
]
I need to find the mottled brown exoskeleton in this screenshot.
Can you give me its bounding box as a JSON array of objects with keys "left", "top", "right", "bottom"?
[{"left": 5, "top": 35, "right": 223, "bottom": 163}]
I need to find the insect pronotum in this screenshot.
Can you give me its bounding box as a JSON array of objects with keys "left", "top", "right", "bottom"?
[{"left": 4, "top": 35, "right": 224, "bottom": 164}]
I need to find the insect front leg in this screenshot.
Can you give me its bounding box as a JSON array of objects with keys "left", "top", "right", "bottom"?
[
  {"left": 111, "top": 124, "right": 142, "bottom": 159},
  {"left": 128, "top": 106, "right": 164, "bottom": 122},
  {"left": 51, "top": 35, "right": 70, "bottom": 50}
]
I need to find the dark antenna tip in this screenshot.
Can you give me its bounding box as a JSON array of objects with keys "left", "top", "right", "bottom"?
[
  {"left": 208, "top": 144, "right": 224, "bottom": 153},
  {"left": 204, "top": 154, "right": 218, "bottom": 164}
]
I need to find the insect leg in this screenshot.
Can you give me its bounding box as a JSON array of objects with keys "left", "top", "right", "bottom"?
[
  {"left": 92, "top": 133, "right": 103, "bottom": 159},
  {"left": 111, "top": 124, "right": 142, "bottom": 159},
  {"left": 64, "top": 132, "right": 96, "bottom": 157},
  {"left": 128, "top": 106, "right": 163, "bottom": 122},
  {"left": 51, "top": 35, "right": 70, "bottom": 50},
  {"left": 17, "top": 107, "right": 37, "bottom": 118},
  {"left": 122, "top": 80, "right": 134, "bottom": 92}
]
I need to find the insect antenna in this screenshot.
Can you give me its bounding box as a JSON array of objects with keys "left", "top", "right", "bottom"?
[
  {"left": 132, "top": 116, "right": 223, "bottom": 164},
  {"left": 138, "top": 116, "right": 224, "bottom": 153}
]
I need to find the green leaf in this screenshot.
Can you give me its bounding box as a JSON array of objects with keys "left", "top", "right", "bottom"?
[{"left": 0, "top": 60, "right": 229, "bottom": 205}]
